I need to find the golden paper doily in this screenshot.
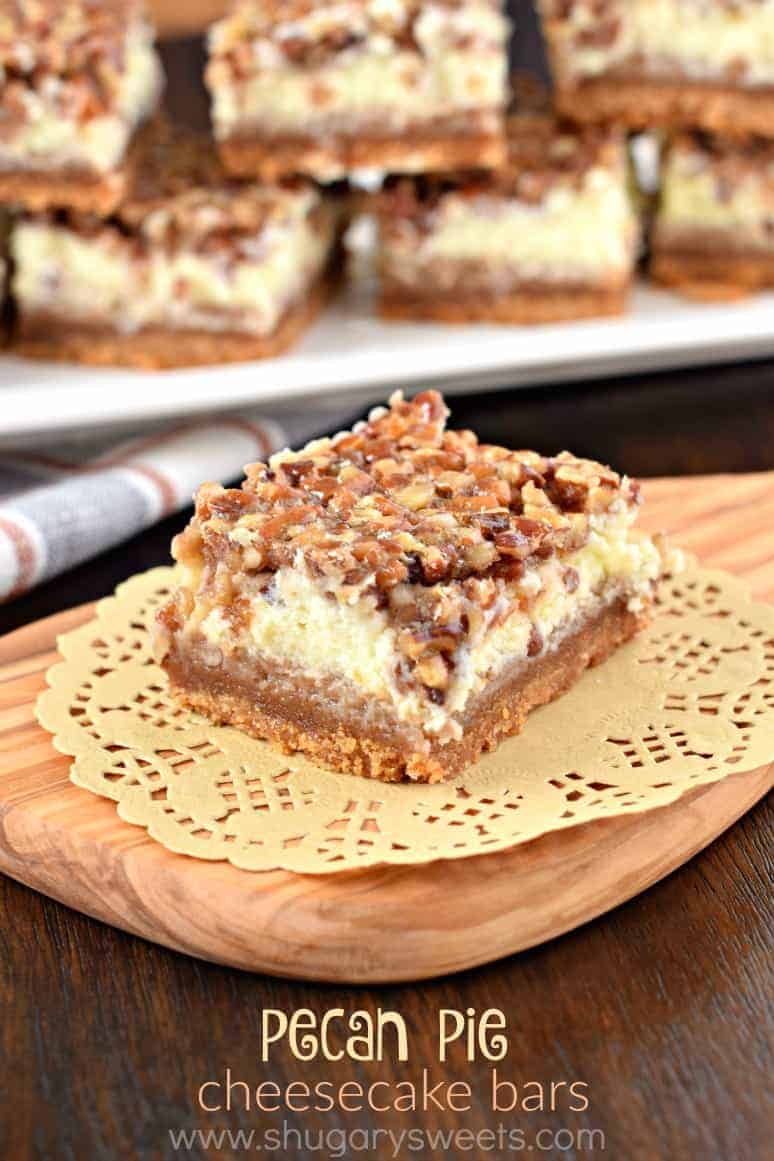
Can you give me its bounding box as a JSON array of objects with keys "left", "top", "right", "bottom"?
[{"left": 37, "top": 564, "right": 774, "bottom": 874}]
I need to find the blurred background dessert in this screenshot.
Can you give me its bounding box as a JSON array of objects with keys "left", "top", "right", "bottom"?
[
  {"left": 0, "top": 0, "right": 162, "bottom": 214},
  {"left": 206, "top": 0, "right": 511, "bottom": 180},
  {"left": 376, "top": 81, "right": 638, "bottom": 324},
  {"left": 12, "top": 124, "right": 344, "bottom": 368}
]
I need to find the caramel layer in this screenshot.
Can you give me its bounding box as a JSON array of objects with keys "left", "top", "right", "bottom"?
[
  {"left": 219, "top": 121, "right": 505, "bottom": 181},
  {"left": 553, "top": 77, "right": 774, "bottom": 138}
]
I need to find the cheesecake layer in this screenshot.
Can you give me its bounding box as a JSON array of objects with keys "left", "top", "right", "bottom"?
[{"left": 380, "top": 172, "right": 636, "bottom": 290}]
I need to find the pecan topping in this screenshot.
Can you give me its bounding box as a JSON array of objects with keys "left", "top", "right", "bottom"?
[
  {"left": 173, "top": 391, "right": 638, "bottom": 701},
  {"left": 209, "top": 0, "right": 506, "bottom": 73},
  {"left": 181, "top": 390, "right": 636, "bottom": 599},
  {"left": 0, "top": 1, "right": 147, "bottom": 76}
]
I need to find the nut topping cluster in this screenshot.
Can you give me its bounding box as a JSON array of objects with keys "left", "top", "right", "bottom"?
[
  {"left": 208, "top": 0, "right": 507, "bottom": 91},
  {"left": 0, "top": 1, "right": 144, "bottom": 74},
  {"left": 177, "top": 389, "right": 635, "bottom": 592},
  {"left": 169, "top": 392, "right": 638, "bottom": 703}
]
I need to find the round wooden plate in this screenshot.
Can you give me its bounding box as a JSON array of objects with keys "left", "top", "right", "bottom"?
[{"left": 0, "top": 474, "right": 772, "bottom": 982}]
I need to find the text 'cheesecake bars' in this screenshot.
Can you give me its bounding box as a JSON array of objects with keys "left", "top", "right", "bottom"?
[
  {"left": 376, "top": 89, "right": 638, "bottom": 324},
  {"left": 155, "top": 391, "right": 671, "bottom": 783},
  {"left": 538, "top": 0, "right": 774, "bottom": 138},
  {"left": 206, "top": 0, "right": 511, "bottom": 182},
  {"left": 11, "top": 125, "right": 343, "bottom": 369},
  {"left": 0, "top": 0, "right": 162, "bottom": 214},
  {"left": 652, "top": 132, "right": 774, "bottom": 299}
]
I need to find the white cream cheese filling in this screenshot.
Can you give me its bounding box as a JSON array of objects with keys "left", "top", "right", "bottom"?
[
  {"left": 208, "top": 2, "right": 508, "bottom": 138},
  {"left": 657, "top": 147, "right": 774, "bottom": 249},
  {"left": 12, "top": 197, "right": 332, "bottom": 336},
  {"left": 383, "top": 169, "right": 638, "bottom": 285},
  {"left": 547, "top": 0, "right": 774, "bottom": 87},
  {"left": 193, "top": 506, "right": 662, "bottom": 740},
  {"left": 0, "top": 28, "right": 162, "bottom": 174}
]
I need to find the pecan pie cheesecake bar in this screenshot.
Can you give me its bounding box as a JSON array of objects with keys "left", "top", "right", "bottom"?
[
  {"left": 537, "top": 0, "right": 774, "bottom": 138},
  {"left": 155, "top": 391, "right": 670, "bottom": 783},
  {"left": 376, "top": 96, "right": 638, "bottom": 323},
  {"left": 206, "top": 0, "right": 510, "bottom": 181},
  {"left": 651, "top": 132, "right": 774, "bottom": 299},
  {"left": 0, "top": 1, "right": 162, "bottom": 215},
  {"left": 11, "top": 126, "right": 343, "bottom": 369}
]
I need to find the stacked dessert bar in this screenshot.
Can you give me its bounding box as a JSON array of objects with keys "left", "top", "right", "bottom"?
[
  {"left": 1, "top": 1, "right": 343, "bottom": 367},
  {"left": 538, "top": 0, "right": 774, "bottom": 300},
  {"left": 7, "top": 0, "right": 639, "bottom": 351},
  {"left": 12, "top": 126, "right": 343, "bottom": 368},
  {"left": 3, "top": 2, "right": 773, "bottom": 364}
]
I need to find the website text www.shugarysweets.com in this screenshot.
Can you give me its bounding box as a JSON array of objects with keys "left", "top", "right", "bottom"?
[{"left": 167, "top": 1123, "right": 607, "bottom": 1156}]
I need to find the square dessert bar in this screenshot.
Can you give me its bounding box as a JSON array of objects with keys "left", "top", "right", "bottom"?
[
  {"left": 206, "top": 0, "right": 510, "bottom": 181},
  {"left": 376, "top": 91, "right": 638, "bottom": 324},
  {"left": 155, "top": 391, "right": 669, "bottom": 783},
  {"left": 651, "top": 132, "right": 774, "bottom": 300},
  {"left": 537, "top": 0, "right": 774, "bottom": 138},
  {"left": 0, "top": 1, "right": 162, "bottom": 215},
  {"left": 11, "top": 125, "right": 343, "bottom": 369}
]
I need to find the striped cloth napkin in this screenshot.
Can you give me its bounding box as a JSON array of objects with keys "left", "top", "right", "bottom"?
[{"left": 0, "top": 402, "right": 360, "bottom": 605}]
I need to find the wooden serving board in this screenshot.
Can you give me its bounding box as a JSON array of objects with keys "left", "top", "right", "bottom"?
[{"left": 0, "top": 474, "right": 772, "bottom": 983}]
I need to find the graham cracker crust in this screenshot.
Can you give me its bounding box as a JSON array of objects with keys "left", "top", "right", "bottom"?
[
  {"left": 219, "top": 127, "right": 506, "bottom": 182},
  {"left": 379, "top": 283, "right": 630, "bottom": 325},
  {"left": 0, "top": 166, "right": 127, "bottom": 216},
  {"left": 13, "top": 267, "right": 339, "bottom": 370},
  {"left": 553, "top": 77, "right": 774, "bottom": 138},
  {"left": 651, "top": 250, "right": 774, "bottom": 302},
  {"left": 163, "top": 598, "right": 644, "bottom": 784}
]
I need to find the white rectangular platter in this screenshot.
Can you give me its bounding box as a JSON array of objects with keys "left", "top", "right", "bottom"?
[{"left": 3, "top": 279, "right": 774, "bottom": 446}]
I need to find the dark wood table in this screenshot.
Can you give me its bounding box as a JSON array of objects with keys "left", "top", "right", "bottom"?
[{"left": 2, "top": 31, "right": 773, "bottom": 1161}]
